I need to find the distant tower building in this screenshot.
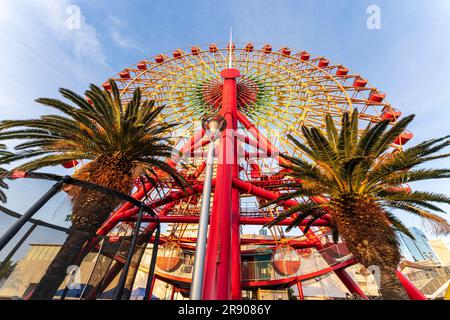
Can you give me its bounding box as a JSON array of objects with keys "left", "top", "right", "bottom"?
[
  {"left": 259, "top": 228, "right": 268, "bottom": 236},
  {"left": 399, "top": 227, "right": 438, "bottom": 262}
]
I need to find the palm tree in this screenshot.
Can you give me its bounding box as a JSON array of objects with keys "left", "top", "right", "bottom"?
[
  {"left": 0, "top": 81, "right": 185, "bottom": 300},
  {"left": 0, "top": 143, "right": 12, "bottom": 203},
  {"left": 266, "top": 110, "right": 450, "bottom": 300}
]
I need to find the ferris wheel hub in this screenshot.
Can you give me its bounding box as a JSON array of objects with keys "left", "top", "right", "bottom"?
[{"left": 220, "top": 68, "right": 241, "bottom": 79}]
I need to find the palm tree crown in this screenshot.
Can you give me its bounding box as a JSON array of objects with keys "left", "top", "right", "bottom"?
[
  {"left": 265, "top": 110, "right": 450, "bottom": 299},
  {"left": 0, "top": 81, "right": 183, "bottom": 187},
  {"left": 269, "top": 110, "right": 450, "bottom": 238},
  {"left": 0, "top": 144, "right": 12, "bottom": 203}
]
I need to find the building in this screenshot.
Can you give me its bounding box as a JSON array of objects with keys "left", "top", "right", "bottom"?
[
  {"left": 429, "top": 239, "right": 450, "bottom": 266},
  {"left": 3, "top": 236, "right": 448, "bottom": 300},
  {"left": 0, "top": 243, "right": 168, "bottom": 300},
  {"left": 0, "top": 239, "right": 364, "bottom": 300},
  {"left": 399, "top": 227, "right": 438, "bottom": 262},
  {"left": 400, "top": 260, "right": 450, "bottom": 299}
]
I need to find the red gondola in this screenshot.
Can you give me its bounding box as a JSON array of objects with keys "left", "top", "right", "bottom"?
[
  {"left": 155, "top": 55, "right": 165, "bottom": 63},
  {"left": 191, "top": 46, "right": 200, "bottom": 55},
  {"left": 250, "top": 164, "right": 261, "bottom": 179},
  {"left": 368, "top": 90, "right": 386, "bottom": 103},
  {"left": 62, "top": 160, "right": 79, "bottom": 169},
  {"left": 245, "top": 43, "right": 254, "bottom": 52},
  {"left": 381, "top": 107, "right": 402, "bottom": 121},
  {"left": 102, "top": 81, "right": 112, "bottom": 91},
  {"left": 137, "top": 61, "right": 147, "bottom": 70},
  {"left": 386, "top": 184, "right": 412, "bottom": 194},
  {"left": 336, "top": 66, "right": 349, "bottom": 76},
  {"left": 300, "top": 52, "right": 310, "bottom": 61},
  {"left": 209, "top": 44, "right": 218, "bottom": 53},
  {"left": 318, "top": 58, "right": 329, "bottom": 68},
  {"left": 272, "top": 245, "right": 301, "bottom": 276},
  {"left": 119, "top": 69, "right": 130, "bottom": 79},
  {"left": 156, "top": 242, "right": 183, "bottom": 272},
  {"left": 353, "top": 77, "right": 368, "bottom": 88},
  {"left": 394, "top": 130, "right": 413, "bottom": 145},
  {"left": 281, "top": 47, "right": 291, "bottom": 56},
  {"left": 262, "top": 44, "right": 272, "bottom": 53},
  {"left": 173, "top": 50, "right": 183, "bottom": 59}
]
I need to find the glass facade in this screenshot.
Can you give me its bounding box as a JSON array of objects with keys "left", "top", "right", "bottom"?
[{"left": 399, "top": 227, "right": 438, "bottom": 262}]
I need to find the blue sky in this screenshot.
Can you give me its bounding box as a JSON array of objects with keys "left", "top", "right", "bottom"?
[{"left": 0, "top": 0, "right": 450, "bottom": 260}]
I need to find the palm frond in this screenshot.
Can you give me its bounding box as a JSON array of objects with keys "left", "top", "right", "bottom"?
[
  {"left": 383, "top": 211, "right": 415, "bottom": 239},
  {"left": 0, "top": 80, "right": 186, "bottom": 190},
  {"left": 385, "top": 202, "right": 450, "bottom": 235}
]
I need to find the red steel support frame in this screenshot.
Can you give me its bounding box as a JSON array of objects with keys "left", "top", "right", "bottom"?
[
  {"left": 202, "top": 69, "right": 240, "bottom": 300},
  {"left": 92, "top": 66, "right": 425, "bottom": 299}
]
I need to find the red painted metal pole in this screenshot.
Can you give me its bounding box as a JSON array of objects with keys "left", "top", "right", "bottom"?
[
  {"left": 231, "top": 119, "right": 241, "bottom": 300},
  {"left": 203, "top": 68, "right": 240, "bottom": 300},
  {"left": 296, "top": 280, "right": 304, "bottom": 300},
  {"left": 146, "top": 277, "right": 156, "bottom": 300},
  {"left": 396, "top": 270, "right": 426, "bottom": 300},
  {"left": 170, "top": 286, "right": 176, "bottom": 300},
  {"left": 334, "top": 268, "right": 368, "bottom": 300}
]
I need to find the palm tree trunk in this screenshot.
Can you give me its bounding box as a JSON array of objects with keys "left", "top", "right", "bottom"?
[
  {"left": 29, "top": 228, "right": 91, "bottom": 300},
  {"left": 29, "top": 159, "right": 133, "bottom": 300},
  {"left": 334, "top": 196, "right": 411, "bottom": 300},
  {"left": 379, "top": 266, "right": 410, "bottom": 300}
]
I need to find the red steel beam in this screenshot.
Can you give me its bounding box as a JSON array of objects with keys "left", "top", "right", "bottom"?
[
  {"left": 396, "top": 270, "right": 426, "bottom": 300},
  {"left": 97, "top": 128, "right": 206, "bottom": 236},
  {"left": 203, "top": 69, "right": 240, "bottom": 300},
  {"left": 334, "top": 268, "right": 369, "bottom": 299},
  {"left": 134, "top": 215, "right": 329, "bottom": 227},
  {"left": 97, "top": 180, "right": 213, "bottom": 234}
]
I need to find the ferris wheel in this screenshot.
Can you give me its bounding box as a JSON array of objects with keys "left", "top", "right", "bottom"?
[{"left": 96, "top": 42, "right": 412, "bottom": 300}]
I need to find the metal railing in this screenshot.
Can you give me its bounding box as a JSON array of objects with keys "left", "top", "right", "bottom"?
[{"left": 154, "top": 243, "right": 353, "bottom": 283}]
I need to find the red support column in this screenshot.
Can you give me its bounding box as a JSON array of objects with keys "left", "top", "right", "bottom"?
[
  {"left": 334, "top": 269, "right": 368, "bottom": 300},
  {"left": 202, "top": 68, "right": 240, "bottom": 300},
  {"left": 146, "top": 277, "right": 156, "bottom": 300},
  {"left": 296, "top": 280, "right": 304, "bottom": 300},
  {"left": 231, "top": 128, "right": 241, "bottom": 300},
  {"left": 396, "top": 270, "right": 426, "bottom": 300}
]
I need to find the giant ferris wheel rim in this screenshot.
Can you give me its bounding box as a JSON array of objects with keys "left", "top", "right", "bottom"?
[{"left": 103, "top": 42, "right": 402, "bottom": 162}]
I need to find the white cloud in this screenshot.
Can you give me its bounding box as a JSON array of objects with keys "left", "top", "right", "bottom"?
[
  {"left": 110, "top": 30, "right": 144, "bottom": 52},
  {"left": 0, "top": 0, "right": 112, "bottom": 119},
  {"left": 108, "top": 15, "right": 144, "bottom": 52},
  {"left": 27, "top": 0, "right": 109, "bottom": 68}
]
